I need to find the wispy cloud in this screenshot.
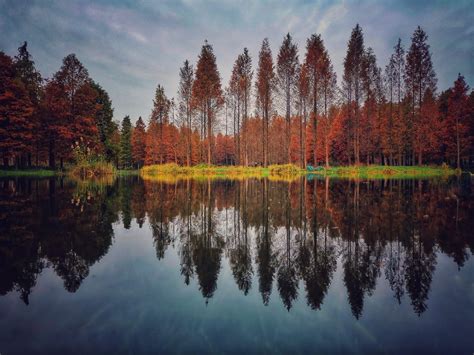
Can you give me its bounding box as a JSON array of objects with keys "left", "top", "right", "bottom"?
[{"left": 0, "top": 0, "right": 472, "bottom": 123}]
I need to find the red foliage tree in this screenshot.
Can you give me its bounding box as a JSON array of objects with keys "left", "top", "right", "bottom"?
[
  {"left": 42, "top": 54, "right": 98, "bottom": 168},
  {"left": 0, "top": 52, "right": 34, "bottom": 167}
]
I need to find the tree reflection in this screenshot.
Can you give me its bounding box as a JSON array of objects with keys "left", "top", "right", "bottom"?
[
  {"left": 0, "top": 175, "right": 472, "bottom": 318},
  {"left": 256, "top": 179, "right": 276, "bottom": 305}
]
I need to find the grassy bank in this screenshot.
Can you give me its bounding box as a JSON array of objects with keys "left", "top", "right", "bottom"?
[
  {"left": 311, "top": 165, "right": 457, "bottom": 179},
  {"left": 0, "top": 164, "right": 457, "bottom": 180},
  {"left": 140, "top": 163, "right": 457, "bottom": 181},
  {"left": 69, "top": 160, "right": 116, "bottom": 179},
  {"left": 141, "top": 163, "right": 304, "bottom": 181},
  {"left": 0, "top": 169, "right": 58, "bottom": 177}
]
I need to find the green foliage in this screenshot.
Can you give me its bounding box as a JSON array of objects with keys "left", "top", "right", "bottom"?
[
  {"left": 308, "top": 165, "right": 457, "bottom": 179},
  {"left": 0, "top": 169, "right": 56, "bottom": 177},
  {"left": 70, "top": 139, "right": 116, "bottom": 178},
  {"left": 90, "top": 81, "right": 116, "bottom": 162},
  {"left": 119, "top": 115, "right": 132, "bottom": 169}
]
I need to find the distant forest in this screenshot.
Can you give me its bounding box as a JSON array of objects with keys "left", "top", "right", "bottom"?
[{"left": 1, "top": 24, "right": 473, "bottom": 169}]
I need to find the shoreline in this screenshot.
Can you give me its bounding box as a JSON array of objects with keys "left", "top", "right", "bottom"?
[
  {"left": 0, "top": 164, "right": 458, "bottom": 179},
  {"left": 140, "top": 163, "right": 458, "bottom": 180}
]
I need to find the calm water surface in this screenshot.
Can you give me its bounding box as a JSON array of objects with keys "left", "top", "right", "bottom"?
[{"left": 0, "top": 176, "right": 473, "bottom": 354}]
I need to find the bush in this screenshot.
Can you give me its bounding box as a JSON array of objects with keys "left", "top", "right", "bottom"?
[
  {"left": 268, "top": 164, "right": 303, "bottom": 176},
  {"left": 70, "top": 140, "right": 116, "bottom": 178}
]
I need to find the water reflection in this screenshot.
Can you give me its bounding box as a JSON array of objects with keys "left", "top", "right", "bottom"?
[{"left": 0, "top": 176, "right": 472, "bottom": 318}]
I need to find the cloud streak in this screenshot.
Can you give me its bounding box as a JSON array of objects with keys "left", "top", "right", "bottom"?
[{"left": 1, "top": 0, "right": 472, "bottom": 123}]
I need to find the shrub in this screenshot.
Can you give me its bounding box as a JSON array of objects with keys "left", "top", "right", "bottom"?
[
  {"left": 70, "top": 140, "right": 116, "bottom": 178},
  {"left": 268, "top": 164, "right": 303, "bottom": 176}
]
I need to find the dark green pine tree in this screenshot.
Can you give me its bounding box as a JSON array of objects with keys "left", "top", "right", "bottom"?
[
  {"left": 119, "top": 115, "right": 132, "bottom": 169},
  {"left": 90, "top": 81, "right": 116, "bottom": 162}
]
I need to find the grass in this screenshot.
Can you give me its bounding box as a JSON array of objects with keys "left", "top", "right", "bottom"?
[
  {"left": 0, "top": 168, "right": 58, "bottom": 177},
  {"left": 140, "top": 163, "right": 458, "bottom": 181},
  {"left": 68, "top": 160, "right": 116, "bottom": 179},
  {"left": 141, "top": 163, "right": 306, "bottom": 181},
  {"left": 308, "top": 164, "right": 457, "bottom": 179},
  {"left": 1, "top": 163, "right": 457, "bottom": 180},
  {"left": 117, "top": 169, "right": 140, "bottom": 176}
]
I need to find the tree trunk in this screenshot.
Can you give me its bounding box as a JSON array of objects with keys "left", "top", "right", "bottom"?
[{"left": 207, "top": 105, "right": 212, "bottom": 166}]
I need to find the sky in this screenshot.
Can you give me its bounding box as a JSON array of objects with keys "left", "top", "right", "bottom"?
[{"left": 1, "top": 0, "right": 473, "bottom": 123}]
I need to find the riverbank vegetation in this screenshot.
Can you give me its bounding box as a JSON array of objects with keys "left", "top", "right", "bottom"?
[
  {"left": 0, "top": 169, "right": 57, "bottom": 177},
  {"left": 140, "top": 163, "right": 456, "bottom": 181},
  {"left": 141, "top": 163, "right": 306, "bottom": 180},
  {"left": 1, "top": 26, "right": 473, "bottom": 175}
]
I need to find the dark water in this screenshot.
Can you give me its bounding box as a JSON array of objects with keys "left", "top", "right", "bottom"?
[{"left": 0, "top": 176, "right": 473, "bottom": 354}]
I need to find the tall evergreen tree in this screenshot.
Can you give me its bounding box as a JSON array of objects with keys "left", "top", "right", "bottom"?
[
  {"left": 343, "top": 24, "right": 365, "bottom": 164},
  {"left": 192, "top": 40, "right": 223, "bottom": 165},
  {"left": 384, "top": 38, "right": 405, "bottom": 165},
  {"left": 304, "top": 34, "right": 325, "bottom": 165},
  {"left": 150, "top": 84, "right": 170, "bottom": 164},
  {"left": 13, "top": 41, "right": 42, "bottom": 166},
  {"left": 90, "top": 81, "right": 115, "bottom": 161},
  {"left": 405, "top": 26, "right": 437, "bottom": 164},
  {"left": 446, "top": 74, "right": 470, "bottom": 168},
  {"left": 255, "top": 38, "right": 275, "bottom": 167},
  {"left": 277, "top": 33, "right": 299, "bottom": 163},
  {"left": 178, "top": 60, "right": 194, "bottom": 166},
  {"left": 119, "top": 115, "right": 132, "bottom": 169},
  {"left": 239, "top": 48, "right": 252, "bottom": 166},
  {"left": 131, "top": 116, "right": 146, "bottom": 168}
]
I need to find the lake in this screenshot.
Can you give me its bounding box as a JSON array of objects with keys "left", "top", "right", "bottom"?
[{"left": 0, "top": 176, "right": 473, "bottom": 354}]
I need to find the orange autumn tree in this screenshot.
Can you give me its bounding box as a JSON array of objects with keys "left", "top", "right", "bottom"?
[
  {"left": 192, "top": 41, "right": 223, "bottom": 165},
  {"left": 1, "top": 28, "right": 473, "bottom": 170},
  {"left": 0, "top": 51, "right": 34, "bottom": 167},
  {"left": 255, "top": 38, "right": 275, "bottom": 167},
  {"left": 13, "top": 42, "right": 43, "bottom": 167},
  {"left": 42, "top": 54, "right": 98, "bottom": 169}
]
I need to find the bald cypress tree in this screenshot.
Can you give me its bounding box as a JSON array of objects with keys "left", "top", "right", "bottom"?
[
  {"left": 178, "top": 60, "right": 194, "bottom": 166},
  {"left": 14, "top": 42, "right": 42, "bottom": 166},
  {"left": 255, "top": 38, "right": 275, "bottom": 167},
  {"left": 192, "top": 41, "right": 223, "bottom": 165},
  {"left": 343, "top": 24, "right": 365, "bottom": 164},
  {"left": 150, "top": 84, "right": 170, "bottom": 164},
  {"left": 405, "top": 26, "right": 437, "bottom": 164},
  {"left": 42, "top": 54, "right": 98, "bottom": 169},
  {"left": 0, "top": 52, "right": 34, "bottom": 167},
  {"left": 277, "top": 33, "right": 299, "bottom": 164},
  {"left": 304, "top": 34, "right": 324, "bottom": 166}
]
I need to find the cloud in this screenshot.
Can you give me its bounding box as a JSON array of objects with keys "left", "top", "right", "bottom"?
[{"left": 0, "top": 0, "right": 472, "bottom": 123}]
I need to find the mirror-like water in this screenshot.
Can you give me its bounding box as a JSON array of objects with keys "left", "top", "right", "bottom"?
[{"left": 0, "top": 176, "right": 473, "bottom": 353}]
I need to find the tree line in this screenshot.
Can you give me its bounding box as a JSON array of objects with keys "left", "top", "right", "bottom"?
[{"left": 1, "top": 24, "right": 473, "bottom": 169}]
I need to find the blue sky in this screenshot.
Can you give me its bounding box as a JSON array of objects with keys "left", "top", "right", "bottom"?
[{"left": 1, "top": 0, "right": 472, "bottom": 123}]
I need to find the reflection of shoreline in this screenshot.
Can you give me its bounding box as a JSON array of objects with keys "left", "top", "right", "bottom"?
[{"left": 0, "top": 176, "right": 472, "bottom": 318}]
